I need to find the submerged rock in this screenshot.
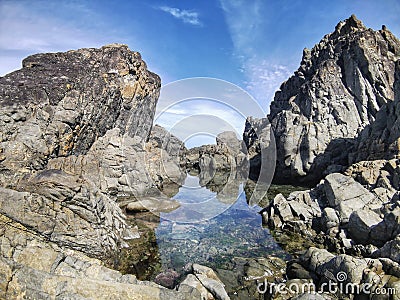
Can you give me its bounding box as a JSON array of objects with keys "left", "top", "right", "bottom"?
[{"left": 126, "top": 197, "right": 180, "bottom": 213}]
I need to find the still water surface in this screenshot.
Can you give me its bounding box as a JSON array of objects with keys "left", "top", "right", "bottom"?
[{"left": 154, "top": 174, "right": 289, "bottom": 271}]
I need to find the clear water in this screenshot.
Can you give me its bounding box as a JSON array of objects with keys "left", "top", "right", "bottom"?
[{"left": 154, "top": 174, "right": 289, "bottom": 271}]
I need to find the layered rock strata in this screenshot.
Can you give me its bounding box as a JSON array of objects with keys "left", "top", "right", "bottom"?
[{"left": 0, "top": 45, "right": 202, "bottom": 299}]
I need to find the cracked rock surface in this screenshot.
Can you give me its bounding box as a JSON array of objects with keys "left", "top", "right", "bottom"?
[
  {"left": 245, "top": 15, "right": 400, "bottom": 184},
  {"left": 0, "top": 45, "right": 200, "bottom": 299}
]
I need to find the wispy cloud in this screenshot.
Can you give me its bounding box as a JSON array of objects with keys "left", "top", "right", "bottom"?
[
  {"left": 244, "top": 59, "right": 293, "bottom": 112},
  {"left": 219, "top": 0, "right": 262, "bottom": 55},
  {"left": 219, "top": 0, "right": 295, "bottom": 111},
  {"left": 155, "top": 99, "right": 245, "bottom": 140},
  {"left": 158, "top": 6, "right": 202, "bottom": 26},
  {"left": 0, "top": 1, "right": 125, "bottom": 75}
]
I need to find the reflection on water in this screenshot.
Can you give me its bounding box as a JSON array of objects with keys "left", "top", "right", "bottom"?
[{"left": 155, "top": 174, "right": 289, "bottom": 272}]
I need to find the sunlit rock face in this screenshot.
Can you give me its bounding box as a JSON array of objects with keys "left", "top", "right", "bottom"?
[
  {"left": 258, "top": 15, "right": 400, "bottom": 184},
  {"left": 0, "top": 44, "right": 164, "bottom": 255},
  {"left": 353, "top": 60, "right": 400, "bottom": 162},
  {"left": 0, "top": 45, "right": 194, "bottom": 299}
]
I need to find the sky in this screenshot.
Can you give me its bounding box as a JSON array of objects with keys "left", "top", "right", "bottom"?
[{"left": 1, "top": 0, "right": 400, "bottom": 147}]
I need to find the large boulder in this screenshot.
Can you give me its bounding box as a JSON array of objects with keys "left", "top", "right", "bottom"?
[
  {"left": 324, "top": 173, "right": 375, "bottom": 223},
  {"left": 0, "top": 44, "right": 160, "bottom": 177},
  {"left": 348, "top": 209, "right": 385, "bottom": 246},
  {"left": 145, "top": 125, "right": 187, "bottom": 196},
  {"left": 178, "top": 263, "right": 231, "bottom": 300},
  {"left": 0, "top": 45, "right": 163, "bottom": 255}
]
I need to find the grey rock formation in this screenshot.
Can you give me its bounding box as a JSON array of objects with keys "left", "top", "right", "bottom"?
[
  {"left": 215, "top": 131, "right": 243, "bottom": 156},
  {"left": 0, "top": 44, "right": 160, "bottom": 176},
  {"left": 300, "top": 247, "right": 368, "bottom": 285},
  {"left": 243, "top": 117, "right": 276, "bottom": 182},
  {"left": 178, "top": 264, "right": 231, "bottom": 300},
  {"left": 0, "top": 45, "right": 197, "bottom": 299},
  {"left": 324, "top": 173, "right": 376, "bottom": 223},
  {"left": 145, "top": 124, "right": 187, "bottom": 196},
  {"left": 0, "top": 44, "right": 162, "bottom": 255},
  {"left": 250, "top": 15, "right": 400, "bottom": 299},
  {"left": 353, "top": 60, "right": 400, "bottom": 162},
  {"left": 373, "top": 235, "right": 400, "bottom": 263},
  {"left": 245, "top": 15, "right": 400, "bottom": 184},
  {"left": 125, "top": 196, "right": 180, "bottom": 213},
  {"left": 149, "top": 124, "right": 187, "bottom": 158},
  {"left": 184, "top": 131, "right": 249, "bottom": 186},
  {"left": 262, "top": 159, "right": 400, "bottom": 251},
  {"left": 262, "top": 188, "right": 322, "bottom": 233},
  {"left": 0, "top": 215, "right": 191, "bottom": 300}
]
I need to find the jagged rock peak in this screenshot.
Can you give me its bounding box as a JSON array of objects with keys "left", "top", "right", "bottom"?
[
  {"left": 263, "top": 15, "right": 400, "bottom": 184},
  {"left": 333, "top": 14, "right": 366, "bottom": 36}
]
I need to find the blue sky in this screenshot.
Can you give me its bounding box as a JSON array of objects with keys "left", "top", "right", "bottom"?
[{"left": 1, "top": 0, "right": 400, "bottom": 147}]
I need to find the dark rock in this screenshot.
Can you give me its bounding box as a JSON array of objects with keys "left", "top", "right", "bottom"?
[
  {"left": 286, "top": 261, "right": 313, "bottom": 280},
  {"left": 373, "top": 234, "right": 400, "bottom": 263},
  {"left": 154, "top": 269, "right": 180, "bottom": 289}
]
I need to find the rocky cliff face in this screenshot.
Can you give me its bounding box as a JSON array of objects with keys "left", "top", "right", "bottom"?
[
  {"left": 0, "top": 44, "right": 159, "bottom": 172},
  {"left": 0, "top": 45, "right": 195, "bottom": 299},
  {"left": 353, "top": 60, "right": 400, "bottom": 161},
  {"left": 0, "top": 44, "right": 162, "bottom": 255},
  {"left": 261, "top": 15, "right": 400, "bottom": 183},
  {"left": 241, "top": 15, "right": 400, "bottom": 299}
]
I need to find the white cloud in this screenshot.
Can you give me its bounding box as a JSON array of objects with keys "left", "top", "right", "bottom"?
[
  {"left": 219, "top": 0, "right": 295, "bottom": 110},
  {"left": 244, "top": 60, "right": 293, "bottom": 112},
  {"left": 219, "top": 0, "right": 262, "bottom": 55},
  {"left": 155, "top": 99, "right": 246, "bottom": 148},
  {"left": 0, "top": 1, "right": 125, "bottom": 75},
  {"left": 158, "top": 6, "right": 202, "bottom": 26}
]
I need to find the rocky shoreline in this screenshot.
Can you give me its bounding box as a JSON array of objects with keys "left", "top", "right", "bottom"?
[
  {"left": 242, "top": 15, "right": 400, "bottom": 300},
  {"left": 0, "top": 44, "right": 220, "bottom": 299},
  {"left": 1, "top": 14, "right": 400, "bottom": 300}
]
